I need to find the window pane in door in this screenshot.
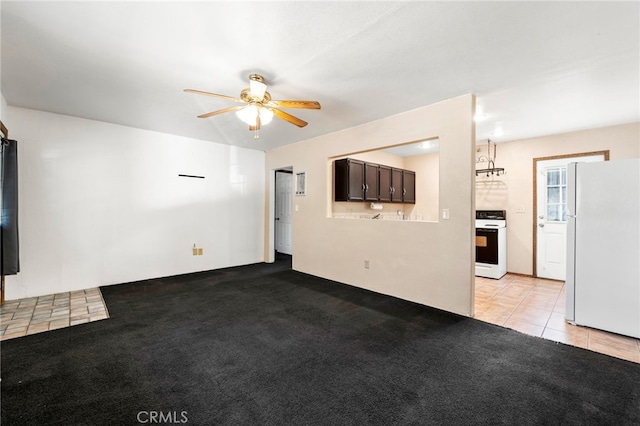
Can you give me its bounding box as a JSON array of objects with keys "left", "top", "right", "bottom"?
[{"left": 546, "top": 165, "right": 567, "bottom": 223}]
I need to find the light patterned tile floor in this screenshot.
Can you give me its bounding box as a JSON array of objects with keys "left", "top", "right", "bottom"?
[
  {"left": 0, "top": 288, "right": 109, "bottom": 341},
  {"left": 475, "top": 274, "right": 640, "bottom": 364}
]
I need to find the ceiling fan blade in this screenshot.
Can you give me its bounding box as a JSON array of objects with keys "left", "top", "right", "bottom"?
[
  {"left": 184, "top": 89, "right": 244, "bottom": 103},
  {"left": 270, "top": 108, "right": 308, "bottom": 128},
  {"left": 266, "top": 100, "right": 321, "bottom": 109},
  {"left": 197, "top": 105, "right": 246, "bottom": 119}
]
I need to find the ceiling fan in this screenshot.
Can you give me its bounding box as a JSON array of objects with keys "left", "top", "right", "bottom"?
[{"left": 185, "top": 74, "right": 321, "bottom": 139}]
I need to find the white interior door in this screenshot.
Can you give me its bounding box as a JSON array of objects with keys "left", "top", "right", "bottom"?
[
  {"left": 275, "top": 171, "right": 293, "bottom": 255},
  {"left": 536, "top": 154, "right": 604, "bottom": 280}
]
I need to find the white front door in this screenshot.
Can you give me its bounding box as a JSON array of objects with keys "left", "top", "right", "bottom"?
[
  {"left": 275, "top": 171, "right": 293, "bottom": 255},
  {"left": 535, "top": 154, "right": 604, "bottom": 280}
]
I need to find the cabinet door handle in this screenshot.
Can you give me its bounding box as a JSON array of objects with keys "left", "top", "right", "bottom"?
[
  {"left": 362, "top": 184, "right": 366, "bottom": 191},
  {"left": 365, "top": 184, "right": 369, "bottom": 191},
  {"left": 403, "top": 188, "right": 406, "bottom": 195}
]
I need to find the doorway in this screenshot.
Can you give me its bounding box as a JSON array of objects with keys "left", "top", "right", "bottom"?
[
  {"left": 533, "top": 151, "right": 608, "bottom": 280},
  {"left": 275, "top": 169, "right": 293, "bottom": 256}
]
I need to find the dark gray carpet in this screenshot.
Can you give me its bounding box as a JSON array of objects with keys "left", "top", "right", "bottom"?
[{"left": 2, "top": 257, "right": 640, "bottom": 425}]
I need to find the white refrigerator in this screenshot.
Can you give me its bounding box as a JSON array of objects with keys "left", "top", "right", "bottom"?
[{"left": 565, "top": 159, "right": 640, "bottom": 339}]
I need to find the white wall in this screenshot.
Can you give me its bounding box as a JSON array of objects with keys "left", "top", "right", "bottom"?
[
  {"left": 1, "top": 94, "right": 7, "bottom": 122},
  {"left": 405, "top": 152, "right": 440, "bottom": 222},
  {"left": 5, "top": 107, "right": 265, "bottom": 300},
  {"left": 265, "top": 95, "right": 476, "bottom": 316},
  {"left": 476, "top": 122, "right": 640, "bottom": 275}
]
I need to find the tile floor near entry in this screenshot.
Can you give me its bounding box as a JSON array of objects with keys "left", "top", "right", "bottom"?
[
  {"left": 0, "top": 288, "right": 109, "bottom": 341},
  {"left": 475, "top": 274, "right": 640, "bottom": 364},
  {"left": 1, "top": 276, "right": 639, "bottom": 365}
]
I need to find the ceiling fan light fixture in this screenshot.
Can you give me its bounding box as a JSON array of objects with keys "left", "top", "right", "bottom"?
[
  {"left": 236, "top": 105, "right": 257, "bottom": 125},
  {"left": 236, "top": 105, "right": 273, "bottom": 126},
  {"left": 187, "top": 72, "right": 318, "bottom": 135},
  {"left": 248, "top": 74, "right": 267, "bottom": 100}
]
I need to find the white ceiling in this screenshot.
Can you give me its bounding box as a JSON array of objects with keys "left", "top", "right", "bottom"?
[{"left": 2, "top": 1, "right": 638, "bottom": 152}]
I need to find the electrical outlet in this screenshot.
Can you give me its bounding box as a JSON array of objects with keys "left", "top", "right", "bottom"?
[
  {"left": 192, "top": 247, "right": 198, "bottom": 256},
  {"left": 197, "top": 248, "right": 203, "bottom": 255},
  {"left": 364, "top": 260, "right": 370, "bottom": 269}
]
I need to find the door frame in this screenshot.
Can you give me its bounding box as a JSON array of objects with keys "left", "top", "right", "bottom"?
[
  {"left": 532, "top": 150, "right": 609, "bottom": 278},
  {"left": 275, "top": 169, "right": 293, "bottom": 255},
  {"left": 268, "top": 166, "right": 293, "bottom": 263}
]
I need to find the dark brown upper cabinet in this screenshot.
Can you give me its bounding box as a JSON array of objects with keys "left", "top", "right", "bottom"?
[
  {"left": 334, "top": 158, "right": 364, "bottom": 201},
  {"left": 334, "top": 158, "right": 415, "bottom": 204},
  {"left": 364, "top": 162, "right": 379, "bottom": 201},
  {"left": 379, "top": 165, "right": 392, "bottom": 202},
  {"left": 402, "top": 170, "right": 416, "bottom": 204},
  {"left": 391, "top": 168, "right": 404, "bottom": 203}
]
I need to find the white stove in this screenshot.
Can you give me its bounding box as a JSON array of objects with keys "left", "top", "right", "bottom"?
[{"left": 475, "top": 210, "right": 507, "bottom": 279}]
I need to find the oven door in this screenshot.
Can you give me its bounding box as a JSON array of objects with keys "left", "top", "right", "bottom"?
[{"left": 476, "top": 228, "right": 499, "bottom": 264}]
